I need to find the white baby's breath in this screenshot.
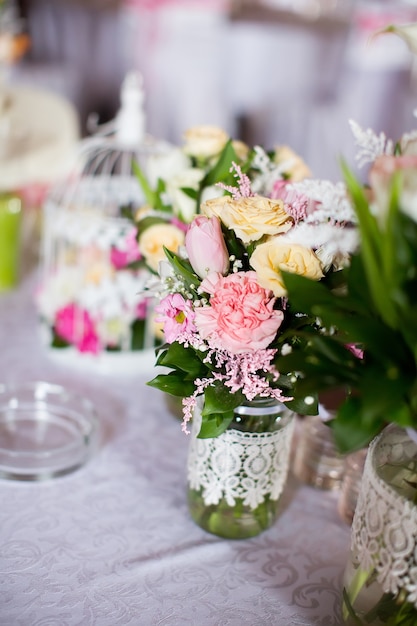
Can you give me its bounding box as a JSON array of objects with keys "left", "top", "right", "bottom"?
[
  {"left": 288, "top": 179, "right": 356, "bottom": 224},
  {"left": 349, "top": 119, "right": 394, "bottom": 168}
]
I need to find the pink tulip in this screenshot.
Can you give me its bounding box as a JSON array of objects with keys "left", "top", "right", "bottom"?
[{"left": 185, "top": 215, "right": 229, "bottom": 279}]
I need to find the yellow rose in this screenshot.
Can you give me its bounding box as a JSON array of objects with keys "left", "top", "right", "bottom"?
[
  {"left": 201, "top": 195, "right": 292, "bottom": 244},
  {"left": 250, "top": 240, "right": 324, "bottom": 297},
  {"left": 138, "top": 223, "right": 185, "bottom": 272},
  {"left": 274, "top": 145, "right": 312, "bottom": 182},
  {"left": 183, "top": 125, "right": 229, "bottom": 159}
]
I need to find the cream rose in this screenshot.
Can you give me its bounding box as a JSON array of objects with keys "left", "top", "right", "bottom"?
[
  {"left": 274, "top": 145, "right": 312, "bottom": 182},
  {"left": 201, "top": 195, "right": 293, "bottom": 244},
  {"left": 250, "top": 240, "right": 324, "bottom": 297},
  {"left": 183, "top": 125, "right": 229, "bottom": 159},
  {"left": 138, "top": 223, "right": 185, "bottom": 272}
]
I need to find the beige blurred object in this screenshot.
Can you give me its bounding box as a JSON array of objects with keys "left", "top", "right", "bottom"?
[
  {"left": 0, "top": 84, "right": 80, "bottom": 190},
  {"left": 337, "top": 448, "right": 368, "bottom": 525},
  {"left": 229, "top": 0, "right": 353, "bottom": 28},
  {"left": 0, "top": 84, "right": 80, "bottom": 278},
  {"left": 0, "top": 31, "right": 30, "bottom": 64}
]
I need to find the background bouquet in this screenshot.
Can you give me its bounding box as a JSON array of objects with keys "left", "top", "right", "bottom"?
[{"left": 36, "top": 216, "right": 151, "bottom": 355}]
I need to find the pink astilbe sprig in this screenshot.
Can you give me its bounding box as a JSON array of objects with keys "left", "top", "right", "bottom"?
[{"left": 217, "top": 162, "right": 255, "bottom": 199}]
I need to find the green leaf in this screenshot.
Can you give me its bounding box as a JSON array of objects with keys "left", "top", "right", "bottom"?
[
  {"left": 221, "top": 222, "right": 248, "bottom": 266},
  {"left": 180, "top": 186, "right": 198, "bottom": 200},
  {"left": 202, "top": 383, "right": 244, "bottom": 416},
  {"left": 51, "top": 328, "right": 70, "bottom": 349},
  {"left": 285, "top": 394, "right": 318, "bottom": 416},
  {"left": 196, "top": 383, "right": 244, "bottom": 438},
  {"left": 157, "top": 342, "right": 205, "bottom": 378},
  {"left": 147, "top": 371, "right": 195, "bottom": 397},
  {"left": 202, "top": 140, "right": 239, "bottom": 187},
  {"left": 331, "top": 396, "right": 382, "bottom": 453},
  {"left": 132, "top": 160, "right": 156, "bottom": 207},
  {"left": 281, "top": 271, "right": 360, "bottom": 316},
  {"left": 130, "top": 318, "right": 145, "bottom": 351},
  {"left": 197, "top": 411, "right": 234, "bottom": 438},
  {"left": 342, "top": 161, "right": 397, "bottom": 327},
  {"left": 163, "top": 247, "right": 201, "bottom": 290}
]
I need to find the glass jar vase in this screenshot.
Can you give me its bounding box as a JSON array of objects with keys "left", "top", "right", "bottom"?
[
  {"left": 187, "top": 398, "right": 295, "bottom": 539},
  {"left": 342, "top": 424, "right": 417, "bottom": 625}
]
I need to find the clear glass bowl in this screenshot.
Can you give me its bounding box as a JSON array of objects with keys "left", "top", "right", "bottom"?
[{"left": 0, "top": 381, "right": 99, "bottom": 480}]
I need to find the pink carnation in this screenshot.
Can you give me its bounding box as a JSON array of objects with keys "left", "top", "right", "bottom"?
[
  {"left": 194, "top": 271, "right": 284, "bottom": 353},
  {"left": 155, "top": 293, "right": 196, "bottom": 343},
  {"left": 55, "top": 303, "right": 100, "bottom": 354},
  {"left": 271, "top": 180, "right": 317, "bottom": 223}
]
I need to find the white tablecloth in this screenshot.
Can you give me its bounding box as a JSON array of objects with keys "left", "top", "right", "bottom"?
[{"left": 0, "top": 272, "right": 350, "bottom": 626}]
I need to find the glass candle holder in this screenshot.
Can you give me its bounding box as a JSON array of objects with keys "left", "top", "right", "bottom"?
[
  {"left": 0, "top": 192, "right": 22, "bottom": 291},
  {"left": 337, "top": 448, "right": 367, "bottom": 525},
  {"left": 292, "top": 413, "right": 345, "bottom": 490}
]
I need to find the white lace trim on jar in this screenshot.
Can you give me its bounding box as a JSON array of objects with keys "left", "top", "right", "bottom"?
[
  {"left": 351, "top": 425, "right": 417, "bottom": 608},
  {"left": 187, "top": 413, "right": 294, "bottom": 510}
]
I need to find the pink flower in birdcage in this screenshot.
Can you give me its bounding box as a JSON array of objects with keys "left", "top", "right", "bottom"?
[
  {"left": 55, "top": 303, "right": 100, "bottom": 354},
  {"left": 110, "top": 228, "right": 142, "bottom": 270},
  {"left": 135, "top": 299, "right": 148, "bottom": 320}
]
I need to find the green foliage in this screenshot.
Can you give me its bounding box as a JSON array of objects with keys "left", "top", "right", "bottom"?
[
  {"left": 51, "top": 328, "right": 70, "bottom": 349},
  {"left": 198, "top": 383, "right": 244, "bottom": 438},
  {"left": 148, "top": 370, "right": 196, "bottom": 397},
  {"left": 201, "top": 140, "right": 239, "bottom": 187},
  {"left": 155, "top": 341, "right": 206, "bottom": 378}
]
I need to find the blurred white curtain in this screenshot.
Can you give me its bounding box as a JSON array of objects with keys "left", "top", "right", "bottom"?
[{"left": 122, "top": 0, "right": 235, "bottom": 143}]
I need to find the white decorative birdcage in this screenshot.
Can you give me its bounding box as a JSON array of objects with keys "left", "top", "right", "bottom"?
[{"left": 36, "top": 72, "right": 171, "bottom": 375}]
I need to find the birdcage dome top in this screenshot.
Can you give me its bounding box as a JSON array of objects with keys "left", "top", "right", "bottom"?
[{"left": 46, "top": 71, "right": 172, "bottom": 216}]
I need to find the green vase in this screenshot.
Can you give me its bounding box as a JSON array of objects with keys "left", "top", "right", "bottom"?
[
  {"left": 0, "top": 193, "right": 22, "bottom": 291},
  {"left": 187, "top": 397, "right": 294, "bottom": 539},
  {"left": 342, "top": 425, "right": 417, "bottom": 625}
]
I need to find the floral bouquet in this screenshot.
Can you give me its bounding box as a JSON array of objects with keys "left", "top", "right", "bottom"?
[
  {"left": 147, "top": 158, "right": 357, "bottom": 435},
  {"left": 146, "top": 151, "right": 357, "bottom": 537}
]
